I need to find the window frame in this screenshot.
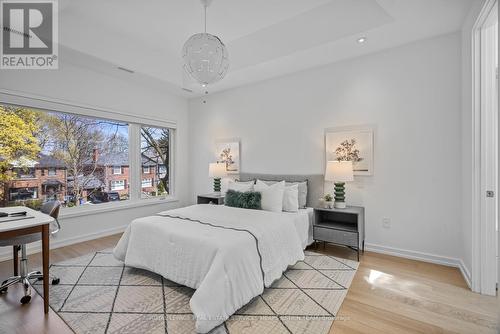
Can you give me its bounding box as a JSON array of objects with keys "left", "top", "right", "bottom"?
[
  {"left": 133, "top": 124, "right": 175, "bottom": 201},
  {"left": 48, "top": 167, "right": 56, "bottom": 176},
  {"left": 9, "top": 187, "right": 38, "bottom": 201},
  {"left": 112, "top": 166, "right": 122, "bottom": 175},
  {"left": 110, "top": 180, "right": 125, "bottom": 191},
  {"left": 12, "top": 167, "right": 36, "bottom": 179},
  {"left": 0, "top": 93, "right": 177, "bottom": 218},
  {"left": 141, "top": 178, "right": 153, "bottom": 188}
]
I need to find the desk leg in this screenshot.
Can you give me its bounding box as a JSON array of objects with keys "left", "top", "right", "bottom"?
[
  {"left": 42, "top": 224, "right": 49, "bottom": 314},
  {"left": 13, "top": 246, "right": 18, "bottom": 276}
]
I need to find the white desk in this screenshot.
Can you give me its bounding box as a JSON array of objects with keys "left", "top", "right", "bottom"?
[{"left": 0, "top": 206, "right": 54, "bottom": 313}]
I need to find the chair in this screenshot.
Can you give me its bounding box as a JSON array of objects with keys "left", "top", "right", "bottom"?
[{"left": 0, "top": 200, "right": 61, "bottom": 304}]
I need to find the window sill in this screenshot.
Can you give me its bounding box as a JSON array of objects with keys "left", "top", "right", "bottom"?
[{"left": 59, "top": 197, "right": 179, "bottom": 219}]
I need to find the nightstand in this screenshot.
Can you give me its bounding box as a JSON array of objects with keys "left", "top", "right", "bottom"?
[
  {"left": 197, "top": 193, "right": 225, "bottom": 205},
  {"left": 313, "top": 206, "right": 365, "bottom": 260}
]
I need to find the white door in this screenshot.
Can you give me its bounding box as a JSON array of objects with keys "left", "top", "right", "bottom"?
[{"left": 480, "top": 6, "right": 498, "bottom": 296}]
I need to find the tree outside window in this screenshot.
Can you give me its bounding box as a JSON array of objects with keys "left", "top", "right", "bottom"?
[{"left": 140, "top": 127, "right": 170, "bottom": 198}]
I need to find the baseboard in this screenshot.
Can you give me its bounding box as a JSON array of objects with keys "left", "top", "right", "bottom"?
[
  {"left": 0, "top": 225, "right": 128, "bottom": 262},
  {"left": 365, "top": 243, "right": 471, "bottom": 288},
  {"left": 458, "top": 259, "right": 472, "bottom": 289}
]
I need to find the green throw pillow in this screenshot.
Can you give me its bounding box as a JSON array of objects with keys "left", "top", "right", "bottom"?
[{"left": 225, "top": 190, "right": 262, "bottom": 210}]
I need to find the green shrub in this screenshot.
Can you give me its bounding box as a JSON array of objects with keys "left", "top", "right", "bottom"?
[
  {"left": 157, "top": 181, "right": 166, "bottom": 195},
  {"left": 9, "top": 199, "right": 43, "bottom": 210}
]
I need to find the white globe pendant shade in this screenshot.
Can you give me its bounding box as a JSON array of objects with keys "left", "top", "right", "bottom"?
[{"left": 182, "top": 32, "right": 229, "bottom": 86}]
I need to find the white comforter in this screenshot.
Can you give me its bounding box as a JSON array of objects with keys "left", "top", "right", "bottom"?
[{"left": 113, "top": 204, "right": 305, "bottom": 333}]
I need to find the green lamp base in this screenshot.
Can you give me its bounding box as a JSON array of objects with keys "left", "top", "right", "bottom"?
[
  {"left": 334, "top": 182, "right": 347, "bottom": 209},
  {"left": 213, "top": 178, "right": 221, "bottom": 193}
]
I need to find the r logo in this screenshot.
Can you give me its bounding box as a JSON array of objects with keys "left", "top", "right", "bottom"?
[{"left": 2, "top": 2, "right": 53, "bottom": 54}]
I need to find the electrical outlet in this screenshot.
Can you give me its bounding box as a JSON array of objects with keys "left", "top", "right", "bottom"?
[{"left": 382, "top": 217, "right": 391, "bottom": 228}]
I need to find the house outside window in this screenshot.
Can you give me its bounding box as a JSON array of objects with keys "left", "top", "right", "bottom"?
[
  {"left": 111, "top": 180, "right": 125, "bottom": 191},
  {"left": 12, "top": 167, "right": 35, "bottom": 179},
  {"left": 112, "top": 166, "right": 122, "bottom": 175},
  {"left": 141, "top": 179, "right": 152, "bottom": 188},
  {"left": 9, "top": 187, "right": 38, "bottom": 201},
  {"left": 143, "top": 166, "right": 150, "bottom": 174},
  {"left": 48, "top": 167, "right": 56, "bottom": 176}
]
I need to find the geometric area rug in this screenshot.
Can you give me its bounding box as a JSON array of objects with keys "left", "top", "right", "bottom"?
[{"left": 32, "top": 248, "right": 358, "bottom": 334}]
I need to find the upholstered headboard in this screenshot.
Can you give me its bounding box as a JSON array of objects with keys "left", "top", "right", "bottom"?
[{"left": 237, "top": 173, "right": 324, "bottom": 208}]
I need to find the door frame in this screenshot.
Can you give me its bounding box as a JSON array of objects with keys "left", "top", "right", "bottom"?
[{"left": 471, "top": 0, "right": 498, "bottom": 295}]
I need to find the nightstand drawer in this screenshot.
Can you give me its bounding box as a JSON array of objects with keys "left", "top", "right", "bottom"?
[
  {"left": 313, "top": 226, "right": 358, "bottom": 248},
  {"left": 197, "top": 194, "right": 225, "bottom": 205}
]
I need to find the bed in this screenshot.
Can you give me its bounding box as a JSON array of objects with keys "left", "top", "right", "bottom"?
[{"left": 114, "top": 173, "right": 323, "bottom": 333}]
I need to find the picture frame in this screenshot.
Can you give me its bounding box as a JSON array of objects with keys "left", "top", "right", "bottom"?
[
  {"left": 215, "top": 139, "right": 240, "bottom": 174},
  {"left": 325, "top": 126, "right": 374, "bottom": 176}
]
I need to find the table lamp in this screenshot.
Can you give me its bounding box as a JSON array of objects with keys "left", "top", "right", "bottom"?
[
  {"left": 208, "top": 163, "right": 226, "bottom": 193},
  {"left": 325, "top": 161, "right": 354, "bottom": 209}
]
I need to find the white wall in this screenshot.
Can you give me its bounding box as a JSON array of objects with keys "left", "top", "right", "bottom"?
[
  {"left": 0, "top": 53, "right": 190, "bottom": 260},
  {"left": 188, "top": 33, "right": 464, "bottom": 263},
  {"left": 0, "top": 30, "right": 470, "bottom": 276}
]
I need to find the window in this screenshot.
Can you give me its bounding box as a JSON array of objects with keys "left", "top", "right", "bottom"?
[
  {"left": 0, "top": 103, "right": 174, "bottom": 211},
  {"left": 111, "top": 180, "right": 125, "bottom": 191},
  {"left": 141, "top": 127, "right": 170, "bottom": 198},
  {"left": 112, "top": 166, "right": 122, "bottom": 175},
  {"left": 141, "top": 179, "right": 153, "bottom": 188},
  {"left": 9, "top": 187, "right": 38, "bottom": 201},
  {"left": 0, "top": 104, "right": 129, "bottom": 208},
  {"left": 12, "top": 167, "right": 35, "bottom": 179}
]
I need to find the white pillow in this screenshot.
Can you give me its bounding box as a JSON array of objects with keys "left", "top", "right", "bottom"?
[
  {"left": 283, "top": 184, "right": 299, "bottom": 212},
  {"left": 254, "top": 180, "right": 285, "bottom": 212},
  {"left": 259, "top": 180, "right": 307, "bottom": 208},
  {"left": 226, "top": 180, "right": 254, "bottom": 193}
]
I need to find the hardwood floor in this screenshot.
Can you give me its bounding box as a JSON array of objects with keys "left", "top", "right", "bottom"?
[
  {"left": 323, "top": 244, "right": 499, "bottom": 334},
  {"left": 0, "top": 234, "right": 121, "bottom": 334},
  {"left": 0, "top": 235, "right": 497, "bottom": 334}
]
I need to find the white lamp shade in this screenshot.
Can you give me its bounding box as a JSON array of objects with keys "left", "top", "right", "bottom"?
[
  {"left": 208, "top": 163, "right": 226, "bottom": 178},
  {"left": 325, "top": 161, "right": 354, "bottom": 182}
]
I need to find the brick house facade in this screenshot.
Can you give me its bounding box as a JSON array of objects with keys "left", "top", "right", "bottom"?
[
  {"left": 3, "top": 155, "right": 67, "bottom": 205},
  {"left": 104, "top": 165, "right": 129, "bottom": 197},
  {"left": 1, "top": 151, "right": 167, "bottom": 206}
]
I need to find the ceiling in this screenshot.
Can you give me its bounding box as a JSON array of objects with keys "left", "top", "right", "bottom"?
[{"left": 58, "top": 0, "right": 476, "bottom": 97}]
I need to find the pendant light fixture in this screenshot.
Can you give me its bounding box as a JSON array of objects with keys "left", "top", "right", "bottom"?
[{"left": 182, "top": 0, "right": 229, "bottom": 87}]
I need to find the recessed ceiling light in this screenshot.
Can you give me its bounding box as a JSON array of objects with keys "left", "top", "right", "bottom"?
[{"left": 357, "top": 37, "right": 367, "bottom": 44}]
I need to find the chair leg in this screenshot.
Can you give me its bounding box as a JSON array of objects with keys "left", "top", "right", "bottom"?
[
  {"left": 1, "top": 276, "right": 22, "bottom": 288},
  {"left": 13, "top": 245, "right": 19, "bottom": 276}
]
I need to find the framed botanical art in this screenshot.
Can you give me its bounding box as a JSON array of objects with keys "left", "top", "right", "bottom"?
[
  {"left": 325, "top": 126, "right": 374, "bottom": 176},
  {"left": 215, "top": 139, "right": 240, "bottom": 174}
]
